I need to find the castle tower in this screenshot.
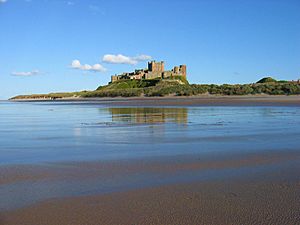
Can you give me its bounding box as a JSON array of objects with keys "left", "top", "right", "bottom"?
[
  {"left": 148, "top": 61, "right": 153, "bottom": 72},
  {"left": 148, "top": 61, "right": 164, "bottom": 72},
  {"left": 161, "top": 61, "right": 165, "bottom": 72},
  {"left": 111, "top": 75, "right": 119, "bottom": 83},
  {"left": 180, "top": 65, "right": 187, "bottom": 77}
]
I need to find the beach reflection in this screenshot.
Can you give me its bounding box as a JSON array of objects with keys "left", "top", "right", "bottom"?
[{"left": 108, "top": 108, "right": 188, "bottom": 125}]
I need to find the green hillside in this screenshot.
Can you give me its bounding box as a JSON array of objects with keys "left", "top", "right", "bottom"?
[
  {"left": 96, "top": 79, "right": 161, "bottom": 91},
  {"left": 256, "top": 77, "right": 278, "bottom": 83},
  {"left": 10, "top": 77, "right": 300, "bottom": 100}
]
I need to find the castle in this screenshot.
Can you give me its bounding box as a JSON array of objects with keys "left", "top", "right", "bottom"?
[{"left": 111, "top": 61, "right": 187, "bottom": 83}]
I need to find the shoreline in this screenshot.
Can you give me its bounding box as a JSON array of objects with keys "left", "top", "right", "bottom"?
[{"left": 9, "top": 95, "right": 300, "bottom": 106}]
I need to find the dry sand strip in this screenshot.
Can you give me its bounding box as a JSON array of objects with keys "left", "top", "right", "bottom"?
[
  {"left": 1, "top": 178, "right": 299, "bottom": 225},
  {"left": 98, "top": 95, "right": 300, "bottom": 107},
  {"left": 12, "top": 95, "right": 300, "bottom": 106}
]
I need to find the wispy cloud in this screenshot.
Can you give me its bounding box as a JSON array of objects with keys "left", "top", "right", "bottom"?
[
  {"left": 88, "top": 4, "right": 105, "bottom": 15},
  {"left": 11, "top": 70, "right": 41, "bottom": 77},
  {"left": 102, "top": 54, "right": 152, "bottom": 65},
  {"left": 0, "top": 0, "right": 7, "bottom": 3},
  {"left": 71, "top": 60, "right": 107, "bottom": 72},
  {"left": 89, "top": 4, "right": 99, "bottom": 11},
  {"left": 66, "top": 1, "right": 74, "bottom": 6}
]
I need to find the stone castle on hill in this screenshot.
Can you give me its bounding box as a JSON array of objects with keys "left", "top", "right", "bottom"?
[{"left": 111, "top": 61, "right": 187, "bottom": 83}]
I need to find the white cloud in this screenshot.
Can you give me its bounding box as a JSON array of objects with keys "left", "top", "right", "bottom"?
[
  {"left": 103, "top": 54, "right": 136, "bottom": 65},
  {"left": 71, "top": 60, "right": 106, "bottom": 72},
  {"left": 133, "top": 54, "right": 152, "bottom": 61},
  {"left": 71, "top": 59, "right": 81, "bottom": 69},
  {"left": 11, "top": 70, "right": 40, "bottom": 76},
  {"left": 0, "top": 0, "right": 7, "bottom": 3},
  {"left": 102, "top": 54, "right": 152, "bottom": 65}
]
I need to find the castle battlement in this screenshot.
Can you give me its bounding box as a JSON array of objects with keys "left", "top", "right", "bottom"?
[{"left": 111, "top": 61, "right": 186, "bottom": 83}]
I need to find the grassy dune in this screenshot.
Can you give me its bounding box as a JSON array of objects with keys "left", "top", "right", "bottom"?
[{"left": 10, "top": 77, "right": 300, "bottom": 100}]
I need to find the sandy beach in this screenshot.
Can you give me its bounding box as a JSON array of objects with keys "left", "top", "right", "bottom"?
[
  {"left": 1, "top": 100, "right": 300, "bottom": 225},
  {"left": 2, "top": 179, "right": 299, "bottom": 225},
  {"left": 1, "top": 149, "right": 300, "bottom": 225}
]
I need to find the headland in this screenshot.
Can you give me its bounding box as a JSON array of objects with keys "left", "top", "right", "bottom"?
[{"left": 9, "top": 61, "right": 300, "bottom": 101}]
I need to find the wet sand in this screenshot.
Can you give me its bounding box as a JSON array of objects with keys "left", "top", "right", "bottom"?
[
  {"left": 1, "top": 150, "right": 299, "bottom": 186},
  {"left": 11, "top": 95, "right": 300, "bottom": 106},
  {"left": 1, "top": 149, "right": 300, "bottom": 225},
  {"left": 2, "top": 179, "right": 299, "bottom": 225}
]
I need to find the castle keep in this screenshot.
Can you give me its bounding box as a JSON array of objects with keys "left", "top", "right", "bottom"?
[{"left": 111, "top": 61, "right": 187, "bottom": 83}]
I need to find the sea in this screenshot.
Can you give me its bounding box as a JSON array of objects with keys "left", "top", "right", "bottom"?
[{"left": 0, "top": 101, "right": 300, "bottom": 165}]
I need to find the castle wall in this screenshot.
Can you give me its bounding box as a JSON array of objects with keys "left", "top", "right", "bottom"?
[
  {"left": 162, "top": 71, "right": 172, "bottom": 78},
  {"left": 130, "top": 74, "right": 143, "bottom": 80},
  {"left": 111, "top": 61, "right": 186, "bottom": 83},
  {"left": 145, "top": 72, "right": 162, "bottom": 80}
]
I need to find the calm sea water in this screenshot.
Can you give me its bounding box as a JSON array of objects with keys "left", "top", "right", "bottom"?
[{"left": 0, "top": 101, "right": 300, "bottom": 165}]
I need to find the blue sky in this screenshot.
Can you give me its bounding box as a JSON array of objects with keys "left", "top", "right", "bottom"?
[{"left": 0, "top": 0, "right": 299, "bottom": 99}]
